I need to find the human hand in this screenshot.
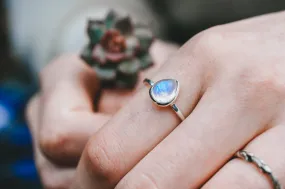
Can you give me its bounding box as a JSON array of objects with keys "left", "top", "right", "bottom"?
[
  {"left": 26, "top": 41, "right": 178, "bottom": 189},
  {"left": 72, "top": 11, "right": 285, "bottom": 189}
]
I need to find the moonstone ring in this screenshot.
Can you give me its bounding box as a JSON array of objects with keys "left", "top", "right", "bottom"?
[{"left": 144, "top": 78, "right": 185, "bottom": 121}]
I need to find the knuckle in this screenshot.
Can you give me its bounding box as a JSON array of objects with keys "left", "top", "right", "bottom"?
[
  {"left": 85, "top": 136, "right": 122, "bottom": 185},
  {"left": 39, "top": 122, "right": 75, "bottom": 159},
  {"left": 185, "top": 26, "right": 235, "bottom": 72},
  {"left": 193, "top": 26, "right": 230, "bottom": 56},
  {"left": 260, "top": 74, "right": 285, "bottom": 96},
  {"left": 237, "top": 67, "right": 285, "bottom": 102}
]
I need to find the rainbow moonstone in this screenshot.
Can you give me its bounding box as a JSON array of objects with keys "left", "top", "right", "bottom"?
[{"left": 150, "top": 79, "right": 179, "bottom": 106}]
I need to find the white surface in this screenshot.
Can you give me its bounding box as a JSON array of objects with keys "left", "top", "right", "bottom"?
[{"left": 6, "top": 0, "right": 158, "bottom": 72}]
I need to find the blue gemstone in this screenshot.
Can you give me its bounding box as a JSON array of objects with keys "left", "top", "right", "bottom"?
[
  {"left": 150, "top": 79, "right": 178, "bottom": 105},
  {"left": 153, "top": 80, "right": 175, "bottom": 96}
]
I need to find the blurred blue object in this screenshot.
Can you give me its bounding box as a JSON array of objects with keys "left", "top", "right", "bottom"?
[
  {"left": 0, "top": 123, "right": 32, "bottom": 146},
  {"left": 0, "top": 81, "right": 33, "bottom": 113},
  {"left": 0, "top": 103, "right": 12, "bottom": 130},
  {"left": 0, "top": 160, "right": 38, "bottom": 181},
  {"left": 13, "top": 160, "right": 38, "bottom": 181},
  {"left": 0, "top": 123, "right": 33, "bottom": 163},
  {"left": 0, "top": 80, "right": 41, "bottom": 188}
]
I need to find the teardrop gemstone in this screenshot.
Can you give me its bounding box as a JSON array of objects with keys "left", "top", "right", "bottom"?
[{"left": 150, "top": 79, "right": 179, "bottom": 106}]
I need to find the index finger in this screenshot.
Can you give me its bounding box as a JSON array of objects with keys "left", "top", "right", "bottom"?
[{"left": 38, "top": 54, "right": 110, "bottom": 165}]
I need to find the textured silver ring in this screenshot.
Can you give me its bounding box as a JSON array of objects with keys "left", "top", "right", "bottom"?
[
  {"left": 144, "top": 78, "right": 185, "bottom": 121},
  {"left": 236, "top": 150, "right": 282, "bottom": 189}
]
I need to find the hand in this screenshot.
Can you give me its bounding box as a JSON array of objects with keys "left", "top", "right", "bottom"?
[
  {"left": 26, "top": 41, "right": 178, "bottom": 189},
  {"left": 72, "top": 11, "right": 285, "bottom": 189}
]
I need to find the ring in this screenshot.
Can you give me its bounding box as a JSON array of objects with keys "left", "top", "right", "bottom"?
[
  {"left": 236, "top": 150, "right": 282, "bottom": 189},
  {"left": 144, "top": 78, "right": 185, "bottom": 121}
]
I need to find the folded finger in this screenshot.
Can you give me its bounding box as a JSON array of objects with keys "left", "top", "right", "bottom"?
[
  {"left": 202, "top": 125, "right": 285, "bottom": 189},
  {"left": 26, "top": 95, "right": 76, "bottom": 189},
  {"left": 38, "top": 54, "right": 110, "bottom": 165}
]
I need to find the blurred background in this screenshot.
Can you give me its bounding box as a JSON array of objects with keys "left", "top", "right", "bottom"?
[{"left": 1, "top": 0, "right": 285, "bottom": 188}]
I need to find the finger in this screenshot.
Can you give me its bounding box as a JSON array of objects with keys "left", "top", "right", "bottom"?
[
  {"left": 72, "top": 36, "right": 204, "bottom": 189},
  {"left": 39, "top": 54, "right": 110, "bottom": 165},
  {"left": 99, "top": 40, "right": 179, "bottom": 113},
  {"left": 29, "top": 41, "right": 178, "bottom": 187},
  {"left": 37, "top": 40, "right": 178, "bottom": 164},
  {"left": 202, "top": 125, "right": 285, "bottom": 189},
  {"left": 36, "top": 147, "right": 75, "bottom": 189},
  {"left": 116, "top": 77, "right": 278, "bottom": 189},
  {"left": 27, "top": 95, "right": 75, "bottom": 189}
]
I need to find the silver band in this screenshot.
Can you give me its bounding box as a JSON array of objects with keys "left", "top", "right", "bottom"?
[
  {"left": 144, "top": 78, "right": 185, "bottom": 121},
  {"left": 236, "top": 151, "right": 282, "bottom": 189},
  {"left": 171, "top": 104, "right": 185, "bottom": 121},
  {"left": 144, "top": 78, "right": 154, "bottom": 86}
]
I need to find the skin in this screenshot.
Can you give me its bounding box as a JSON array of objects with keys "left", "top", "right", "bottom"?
[
  {"left": 26, "top": 40, "right": 178, "bottom": 188},
  {"left": 26, "top": 11, "right": 285, "bottom": 189}
]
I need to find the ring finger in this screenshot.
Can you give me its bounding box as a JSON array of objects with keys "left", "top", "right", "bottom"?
[{"left": 202, "top": 125, "right": 285, "bottom": 189}]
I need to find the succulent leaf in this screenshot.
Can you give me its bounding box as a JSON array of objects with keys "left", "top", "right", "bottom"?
[
  {"left": 92, "top": 45, "right": 106, "bottom": 64},
  {"left": 125, "top": 36, "right": 139, "bottom": 57},
  {"left": 105, "top": 52, "right": 126, "bottom": 62},
  {"left": 115, "top": 16, "right": 133, "bottom": 35},
  {"left": 81, "top": 45, "right": 94, "bottom": 66},
  {"left": 105, "top": 10, "right": 119, "bottom": 29},
  {"left": 88, "top": 20, "right": 105, "bottom": 45},
  {"left": 94, "top": 66, "right": 116, "bottom": 80},
  {"left": 139, "top": 54, "right": 153, "bottom": 69},
  {"left": 82, "top": 10, "right": 154, "bottom": 89},
  {"left": 135, "top": 27, "right": 154, "bottom": 52},
  {"left": 126, "top": 36, "right": 139, "bottom": 50},
  {"left": 118, "top": 59, "right": 140, "bottom": 74}
]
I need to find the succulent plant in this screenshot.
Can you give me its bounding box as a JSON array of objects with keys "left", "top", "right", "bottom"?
[{"left": 81, "top": 10, "right": 154, "bottom": 89}]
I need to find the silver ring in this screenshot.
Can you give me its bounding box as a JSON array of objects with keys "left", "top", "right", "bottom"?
[
  {"left": 144, "top": 78, "right": 185, "bottom": 121},
  {"left": 236, "top": 150, "right": 282, "bottom": 189}
]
